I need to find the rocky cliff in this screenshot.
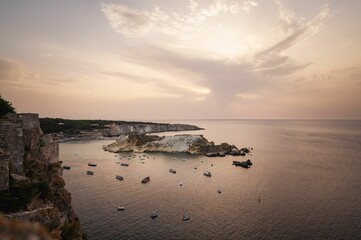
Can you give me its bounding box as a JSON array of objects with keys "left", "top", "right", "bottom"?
[
  {"left": 102, "top": 122, "right": 203, "bottom": 137},
  {"left": 0, "top": 114, "right": 84, "bottom": 239},
  {"left": 104, "top": 134, "right": 249, "bottom": 157}
]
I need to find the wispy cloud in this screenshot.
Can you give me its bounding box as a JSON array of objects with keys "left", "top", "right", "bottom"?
[
  {"left": 0, "top": 57, "right": 40, "bottom": 84},
  {"left": 0, "top": 57, "right": 23, "bottom": 82},
  {"left": 101, "top": 0, "right": 258, "bottom": 39},
  {"left": 254, "top": 1, "right": 331, "bottom": 76}
]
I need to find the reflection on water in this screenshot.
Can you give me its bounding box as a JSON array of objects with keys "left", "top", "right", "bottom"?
[{"left": 61, "top": 120, "right": 361, "bottom": 239}]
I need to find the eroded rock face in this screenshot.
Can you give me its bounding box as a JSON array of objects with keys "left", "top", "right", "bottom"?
[
  {"left": 103, "top": 122, "right": 203, "bottom": 137},
  {"left": 104, "top": 134, "right": 247, "bottom": 157},
  {"left": 0, "top": 113, "right": 84, "bottom": 239}
]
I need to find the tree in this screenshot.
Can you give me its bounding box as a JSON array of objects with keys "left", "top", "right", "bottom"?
[{"left": 0, "top": 95, "right": 16, "bottom": 117}]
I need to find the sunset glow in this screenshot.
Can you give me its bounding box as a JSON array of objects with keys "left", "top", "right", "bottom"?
[{"left": 0, "top": 0, "right": 360, "bottom": 119}]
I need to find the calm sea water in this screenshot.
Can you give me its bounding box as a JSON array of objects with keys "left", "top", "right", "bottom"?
[{"left": 60, "top": 120, "right": 361, "bottom": 239}]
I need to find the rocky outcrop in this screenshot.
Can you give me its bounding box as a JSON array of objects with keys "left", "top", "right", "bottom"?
[
  {"left": 104, "top": 134, "right": 250, "bottom": 156},
  {"left": 102, "top": 122, "right": 203, "bottom": 137},
  {"left": 0, "top": 113, "right": 84, "bottom": 239}
]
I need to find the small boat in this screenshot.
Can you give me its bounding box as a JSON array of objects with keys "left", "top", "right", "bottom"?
[
  {"left": 86, "top": 171, "right": 94, "bottom": 175},
  {"left": 121, "top": 163, "right": 129, "bottom": 167},
  {"left": 88, "top": 163, "right": 97, "bottom": 167},
  {"left": 116, "top": 175, "right": 124, "bottom": 181},
  {"left": 217, "top": 189, "right": 222, "bottom": 193},
  {"left": 182, "top": 215, "right": 190, "bottom": 221},
  {"left": 63, "top": 166, "right": 71, "bottom": 170},
  {"left": 151, "top": 211, "right": 158, "bottom": 219},
  {"left": 204, "top": 171, "right": 211, "bottom": 177},
  {"left": 169, "top": 169, "right": 176, "bottom": 174},
  {"left": 117, "top": 207, "right": 125, "bottom": 211},
  {"left": 141, "top": 177, "right": 150, "bottom": 184}
]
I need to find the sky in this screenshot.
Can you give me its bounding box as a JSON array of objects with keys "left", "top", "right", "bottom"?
[{"left": 0, "top": 0, "right": 360, "bottom": 120}]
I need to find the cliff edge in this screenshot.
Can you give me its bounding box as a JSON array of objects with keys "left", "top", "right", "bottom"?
[{"left": 0, "top": 113, "right": 84, "bottom": 239}]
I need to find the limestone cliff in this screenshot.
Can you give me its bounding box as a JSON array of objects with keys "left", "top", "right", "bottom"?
[
  {"left": 0, "top": 114, "right": 84, "bottom": 239},
  {"left": 102, "top": 122, "right": 203, "bottom": 137},
  {"left": 104, "top": 134, "right": 249, "bottom": 157}
]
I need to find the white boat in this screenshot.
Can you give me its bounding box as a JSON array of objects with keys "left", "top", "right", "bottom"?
[
  {"left": 117, "top": 207, "right": 125, "bottom": 211},
  {"left": 151, "top": 211, "right": 158, "bottom": 219},
  {"left": 182, "top": 215, "right": 190, "bottom": 221}
]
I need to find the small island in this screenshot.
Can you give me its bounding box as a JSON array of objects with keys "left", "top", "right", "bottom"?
[{"left": 103, "top": 133, "right": 250, "bottom": 157}]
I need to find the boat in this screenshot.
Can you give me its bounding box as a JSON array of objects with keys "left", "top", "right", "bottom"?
[
  {"left": 141, "top": 176, "right": 150, "bottom": 184},
  {"left": 182, "top": 215, "right": 190, "bottom": 221},
  {"left": 217, "top": 189, "right": 222, "bottom": 193},
  {"left": 86, "top": 171, "right": 94, "bottom": 175},
  {"left": 204, "top": 171, "right": 211, "bottom": 177},
  {"left": 151, "top": 211, "right": 158, "bottom": 219},
  {"left": 121, "top": 163, "right": 129, "bottom": 167},
  {"left": 63, "top": 166, "right": 71, "bottom": 170},
  {"left": 116, "top": 175, "right": 124, "bottom": 181},
  {"left": 88, "top": 163, "right": 97, "bottom": 167},
  {"left": 169, "top": 169, "right": 176, "bottom": 174},
  {"left": 117, "top": 207, "right": 125, "bottom": 211}
]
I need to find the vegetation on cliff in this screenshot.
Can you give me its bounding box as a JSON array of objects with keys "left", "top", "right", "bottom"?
[{"left": 0, "top": 95, "right": 16, "bottom": 117}]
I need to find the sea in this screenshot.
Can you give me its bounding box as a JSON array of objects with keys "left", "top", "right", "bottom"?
[{"left": 60, "top": 120, "right": 361, "bottom": 239}]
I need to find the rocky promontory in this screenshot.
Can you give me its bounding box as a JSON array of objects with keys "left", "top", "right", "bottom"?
[
  {"left": 104, "top": 134, "right": 249, "bottom": 156},
  {"left": 0, "top": 113, "right": 84, "bottom": 239},
  {"left": 103, "top": 122, "right": 203, "bottom": 136}
]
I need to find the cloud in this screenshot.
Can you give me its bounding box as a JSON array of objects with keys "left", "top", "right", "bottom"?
[
  {"left": 101, "top": 0, "right": 258, "bottom": 39},
  {"left": 113, "top": 44, "right": 265, "bottom": 104},
  {"left": 0, "top": 57, "right": 23, "bottom": 82},
  {"left": 254, "top": 1, "right": 331, "bottom": 76}
]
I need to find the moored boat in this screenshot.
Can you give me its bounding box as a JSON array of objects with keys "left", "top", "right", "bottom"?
[
  {"left": 116, "top": 175, "right": 124, "bottom": 181},
  {"left": 121, "top": 163, "right": 129, "bottom": 167},
  {"left": 151, "top": 211, "right": 158, "bottom": 218},
  {"left": 86, "top": 171, "right": 94, "bottom": 175},
  {"left": 88, "top": 163, "right": 97, "bottom": 167},
  {"left": 204, "top": 171, "right": 211, "bottom": 177},
  {"left": 141, "top": 176, "right": 150, "bottom": 184},
  {"left": 182, "top": 215, "right": 190, "bottom": 221}
]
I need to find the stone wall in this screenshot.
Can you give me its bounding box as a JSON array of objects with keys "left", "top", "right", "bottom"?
[
  {"left": 0, "top": 114, "right": 24, "bottom": 190},
  {"left": 0, "top": 113, "right": 59, "bottom": 190}
]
